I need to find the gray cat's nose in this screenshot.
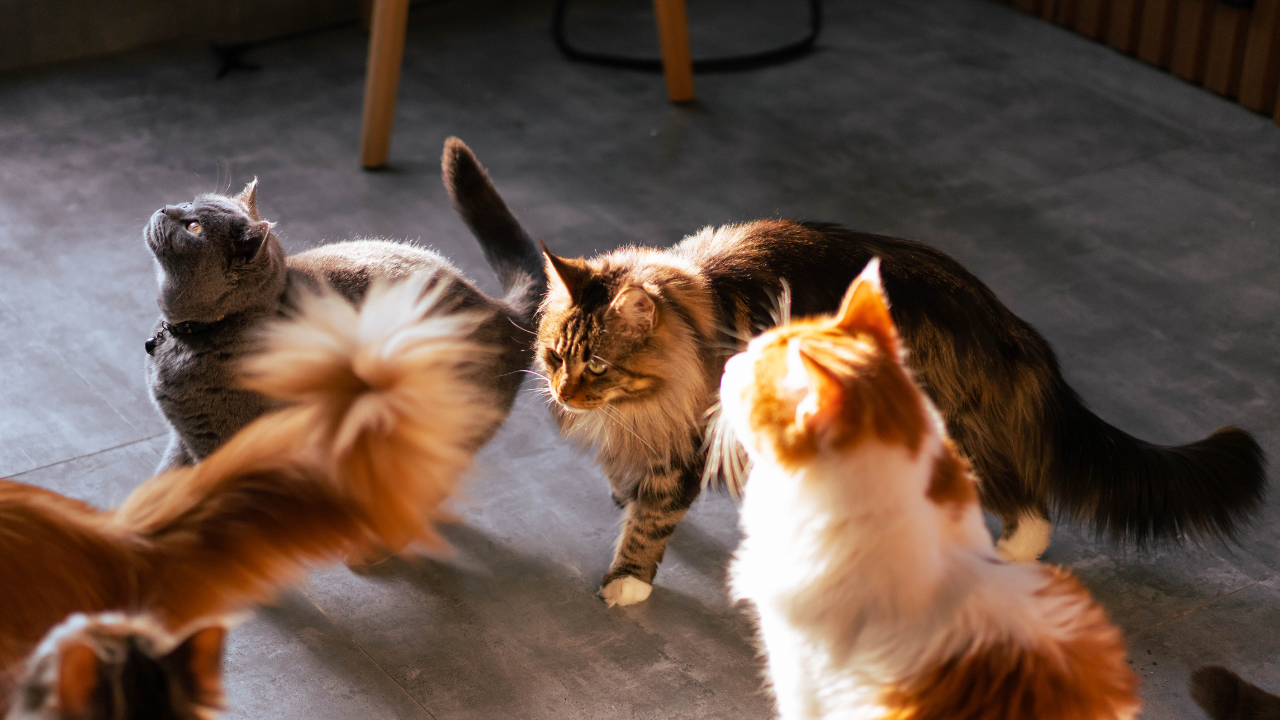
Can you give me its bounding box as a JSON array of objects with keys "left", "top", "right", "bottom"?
[{"left": 161, "top": 205, "right": 185, "bottom": 218}]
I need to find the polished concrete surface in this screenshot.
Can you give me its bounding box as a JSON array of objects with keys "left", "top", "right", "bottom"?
[{"left": 1, "top": 0, "right": 1277, "bottom": 717}]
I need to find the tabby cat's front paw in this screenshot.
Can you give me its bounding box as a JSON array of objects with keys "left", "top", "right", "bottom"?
[{"left": 600, "top": 576, "right": 653, "bottom": 607}]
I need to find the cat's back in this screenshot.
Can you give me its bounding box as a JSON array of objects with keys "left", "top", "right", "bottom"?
[{"left": 287, "top": 239, "right": 472, "bottom": 303}]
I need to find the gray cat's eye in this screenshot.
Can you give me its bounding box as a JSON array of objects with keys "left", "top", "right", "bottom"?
[
  {"left": 186, "top": 221, "right": 202, "bottom": 235},
  {"left": 587, "top": 359, "right": 607, "bottom": 375}
]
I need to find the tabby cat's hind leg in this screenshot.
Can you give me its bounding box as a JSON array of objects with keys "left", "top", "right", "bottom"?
[
  {"left": 600, "top": 466, "right": 699, "bottom": 607},
  {"left": 996, "top": 508, "right": 1054, "bottom": 562}
]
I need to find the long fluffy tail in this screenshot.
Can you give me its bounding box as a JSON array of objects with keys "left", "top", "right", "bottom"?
[
  {"left": 1191, "top": 665, "right": 1280, "bottom": 720},
  {"left": 113, "top": 279, "right": 496, "bottom": 628},
  {"left": 441, "top": 136, "right": 546, "bottom": 324},
  {"left": 1042, "top": 378, "right": 1267, "bottom": 544}
]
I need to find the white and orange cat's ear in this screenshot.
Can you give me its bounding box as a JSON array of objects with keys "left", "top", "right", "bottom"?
[
  {"left": 835, "top": 258, "right": 899, "bottom": 352},
  {"left": 170, "top": 624, "right": 227, "bottom": 709},
  {"left": 609, "top": 286, "right": 656, "bottom": 331},
  {"left": 234, "top": 178, "right": 261, "bottom": 221},
  {"left": 56, "top": 640, "right": 100, "bottom": 718},
  {"left": 541, "top": 241, "right": 591, "bottom": 300},
  {"left": 792, "top": 343, "right": 844, "bottom": 437}
]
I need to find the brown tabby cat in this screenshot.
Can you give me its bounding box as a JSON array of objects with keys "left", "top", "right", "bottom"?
[
  {"left": 535, "top": 220, "right": 1265, "bottom": 606},
  {"left": 6, "top": 614, "right": 225, "bottom": 720}
]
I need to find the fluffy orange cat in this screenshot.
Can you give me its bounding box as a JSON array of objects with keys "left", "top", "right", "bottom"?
[
  {"left": 721, "top": 260, "right": 1139, "bottom": 720},
  {"left": 0, "top": 279, "right": 496, "bottom": 704}
]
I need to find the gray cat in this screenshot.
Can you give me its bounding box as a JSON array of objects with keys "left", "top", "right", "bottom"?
[{"left": 145, "top": 138, "right": 542, "bottom": 472}]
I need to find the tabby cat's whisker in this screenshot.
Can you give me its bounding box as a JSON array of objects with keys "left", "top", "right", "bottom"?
[{"left": 601, "top": 405, "right": 657, "bottom": 454}]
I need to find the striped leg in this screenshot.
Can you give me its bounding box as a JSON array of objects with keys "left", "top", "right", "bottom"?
[{"left": 600, "top": 462, "right": 700, "bottom": 606}]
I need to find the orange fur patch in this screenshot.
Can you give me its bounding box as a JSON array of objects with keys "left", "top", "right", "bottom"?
[
  {"left": 748, "top": 320, "right": 927, "bottom": 468},
  {"left": 881, "top": 569, "right": 1138, "bottom": 720},
  {"left": 926, "top": 441, "right": 978, "bottom": 508}
]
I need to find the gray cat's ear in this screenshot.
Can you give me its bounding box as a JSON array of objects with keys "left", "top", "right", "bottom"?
[
  {"left": 234, "top": 178, "right": 261, "bottom": 221},
  {"left": 167, "top": 625, "right": 226, "bottom": 708},
  {"left": 609, "top": 286, "right": 655, "bottom": 330},
  {"left": 56, "top": 641, "right": 100, "bottom": 718},
  {"left": 236, "top": 220, "right": 275, "bottom": 263},
  {"left": 541, "top": 241, "right": 590, "bottom": 300}
]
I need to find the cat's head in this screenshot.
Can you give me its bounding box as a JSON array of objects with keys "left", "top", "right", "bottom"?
[
  {"left": 719, "top": 259, "right": 927, "bottom": 468},
  {"left": 534, "top": 246, "right": 685, "bottom": 412},
  {"left": 6, "top": 613, "right": 225, "bottom": 720},
  {"left": 145, "top": 180, "right": 286, "bottom": 323}
]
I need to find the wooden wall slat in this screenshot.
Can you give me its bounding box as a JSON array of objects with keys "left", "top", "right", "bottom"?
[
  {"left": 1014, "top": 0, "right": 1042, "bottom": 12},
  {"left": 1054, "top": 0, "right": 1079, "bottom": 26},
  {"left": 1075, "top": 0, "right": 1113, "bottom": 37},
  {"left": 1170, "top": 0, "right": 1215, "bottom": 82},
  {"left": 1138, "top": 0, "right": 1178, "bottom": 68},
  {"left": 1203, "top": 5, "right": 1251, "bottom": 97},
  {"left": 1108, "top": 0, "right": 1146, "bottom": 53},
  {"left": 1240, "top": 0, "right": 1280, "bottom": 113}
]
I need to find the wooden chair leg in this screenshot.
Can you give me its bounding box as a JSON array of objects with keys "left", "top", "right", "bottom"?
[
  {"left": 653, "top": 0, "right": 695, "bottom": 102},
  {"left": 360, "top": 0, "right": 411, "bottom": 169}
]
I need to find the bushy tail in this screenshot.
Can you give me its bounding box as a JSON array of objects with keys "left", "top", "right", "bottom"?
[
  {"left": 441, "top": 136, "right": 546, "bottom": 324},
  {"left": 1191, "top": 665, "right": 1280, "bottom": 720},
  {"left": 113, "top": 279, "right": 496, "bottom": 628},
  {"left": 1044, "top": 382, "right": 1267, "bottom": 544}
]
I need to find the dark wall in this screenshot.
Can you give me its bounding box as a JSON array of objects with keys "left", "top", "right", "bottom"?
[{"left": 0, "top": 0, "right": 363, "bottom": 73}]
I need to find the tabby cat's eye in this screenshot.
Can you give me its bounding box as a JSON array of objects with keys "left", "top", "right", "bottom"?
[
  {"left": 587, "top": 359, "right": 608, "bottom": 375},
  {"left": 545, "top": 350, "right": 562, "bottom": 368},
  {"left": 186, "top": 221, "right": 202, "bottom": 235}
]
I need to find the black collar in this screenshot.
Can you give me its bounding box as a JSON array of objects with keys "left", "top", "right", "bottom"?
[{"left": 163, "top": 318, "right": 222, "bottom": 336}]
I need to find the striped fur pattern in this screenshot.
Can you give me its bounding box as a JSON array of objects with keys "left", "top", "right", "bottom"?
[
  {"left": 0, "top": 279, "right": 494, "bottom": 705},
  {"left": 6, "top": 614, "right": 225, "bottom": 720},
  {"left": 535, "top": 218, "right": 1265, "bottom": 605},
  {"left": 723, "top": 261, "right": 1139, "bottom": 720}
]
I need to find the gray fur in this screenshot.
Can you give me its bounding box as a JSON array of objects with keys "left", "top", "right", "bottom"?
[{"left": 146, "top": 139, "right": 542, "bottom": 472}]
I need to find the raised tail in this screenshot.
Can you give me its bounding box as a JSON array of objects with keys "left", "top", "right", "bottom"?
[
  {"left": 1041, "top": 379, "right": 1266, "bottom": 545},
  {"left": 1191, "top": 665, "right": 1280, "bottom": 720},
  {"left": 113, "top": 278, "right": 496, "bottom": 628},
  {"left": 441, "top": 136, "right": 546, "bottom": 324}
]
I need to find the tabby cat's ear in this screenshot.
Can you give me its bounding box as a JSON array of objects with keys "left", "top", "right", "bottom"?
[
  {"left": 541, "top": 242, "right": 590, "bottom": 300},
  {"left": 168, "top": 625, "right": 226, "bottom": 708},
  {"left": 56, "top": 641, "right": 100, "bottom": 718},
  {"left": 234, "top": 178, "right": 261, "bottom": 221},
  {"left": 236, "top": 220, "right": 275, "bottom": 263},
  {"left": 609, "top": 286, "right": 655, "bottom": 331},
  {"left": 834, "top": 258, "right": 898, "bottom": 352},
  {"left": 793, "top": 345, "right": 844, "bottom": 435}
]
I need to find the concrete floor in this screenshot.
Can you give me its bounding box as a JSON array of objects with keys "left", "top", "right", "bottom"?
[{"left": 1, "top": 0, "right": 1278, "bottom": 717}]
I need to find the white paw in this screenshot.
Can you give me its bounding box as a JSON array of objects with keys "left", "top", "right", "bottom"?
[
  {"left": 996, "top": 512, "right": 1053, "bottom": 563},
  {"left": 600, "top": 576, "right": 653, "bottom": 607}
]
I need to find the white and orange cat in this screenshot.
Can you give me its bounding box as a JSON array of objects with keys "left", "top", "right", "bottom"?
[{"left": 721, "top": 260, "right": 1139, "bottom": 720}]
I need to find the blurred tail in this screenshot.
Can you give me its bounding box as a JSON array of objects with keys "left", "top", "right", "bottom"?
[
  {"left": 1191, "top": 665, "right": 1280, "bottom": 720},
  {"left": 1043, "top": 380, "right": 1267, "bottom": 544},
  {"left": 114, "top": 279, "right": 496, "bottom": 627},
  {"left": 442, "top": 136, "right": 546, "bottom": 325}
]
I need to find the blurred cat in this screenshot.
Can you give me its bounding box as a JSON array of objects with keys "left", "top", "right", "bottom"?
[
  {"left": 145, "top": 137, "right": 542, "bottom": 471},
  {"left": 0, "top": 278, "right": 496, "bottom": 705},
  {"left": 722, "top": 260, "right": 1139, "bottom": 719},
  {"left": 6, "top": 614, "right": 225, "bottom": 720},
  {"left": 535, "top": 220, "right": 1265, "bottom": 606},
  {"left": 1191, "top": 665, "right": 1280, "bottom": 720}
]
